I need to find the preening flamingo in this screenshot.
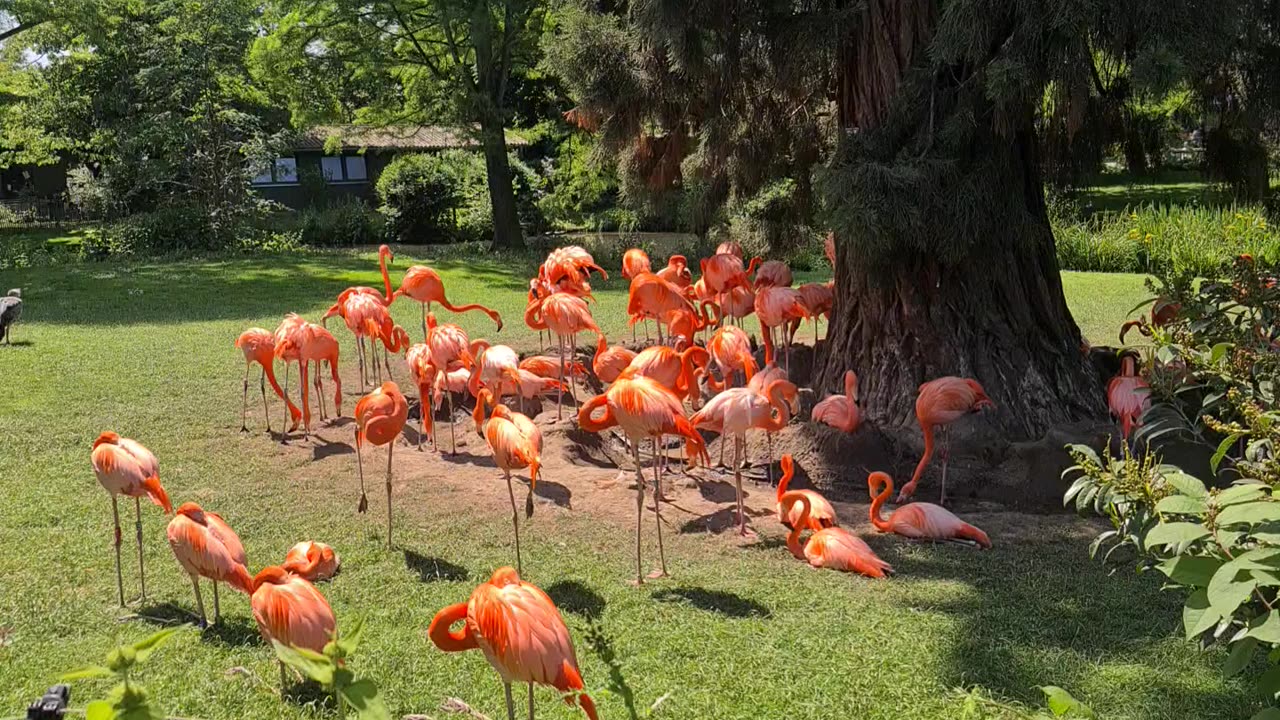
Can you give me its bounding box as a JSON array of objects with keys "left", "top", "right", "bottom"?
[
  {"left": 627, "top": 272, "right": 694, "bottom": 345},
  {"left": 755, "top": 285, "right": 809, "bottom": 368},
  {"left": 405, "top": 343, "right": 438, "bottom": 450},
  {"left": 812, "top": 370, "right": 860, "bottom": 433},
  {"left": 335, "top": 292, "right": 388, "bottom": 391},
  {"left": 525, "top": 293, "right": 603, "bottom": 419},
  {"left": 618, "top": 344, "right": 709, "bottom": 405},
  {"left": 396, "top": 264, "right": 503, "bottom": 337},
  {"left": 281, "top": 541, "right": 341, "bottom": 582},
  {"left": 898, "top": 376, "right": 995, "bottom": 504},
  {"left": 753, "top": 259, "right": 792, "bottom": 289},
  {"left": 706, "top": 325, "right": 758, "bottom": 391},
  {"left": 166, "top": 502, "right": 253, "bottom": 626},
  {"left": 689, "top": 378, "right": 792, "bottom": 536},
  {"left": 592, "top": 335, "right": 637, "bottom": 385},
  {"left": 869, "top": 472, "right": 991, "bottom": 548},
  {"left": 541, "top": 246, "right": 607, "bottom": 286},
  {"left": 716, "top": 240, "right": 744, "bottom": 258},
  {"left": 475, "top": 388, "right": 542, "bottom": 573},
  {"left": 621, "top": 247, "right": 652, "bottom": 280},
  {"left": 91, "top": 431, "right": 173, "bottom": 605},
  {"left": 663, "top": 300, "right": 720, "bottom": 349},
  {"left": 718, "top": 284, "right": 756, "bottom": 327},
  {"left": 273, "top": 313, "right": 308, "bottom": 436},
  {"left": 519, "top": 354, "right": 586, "bottom": 380},
  {"left": 1108, "top": 351, "right": 1149, "bottom": 441},
  {"left": 776, "top": 454, "right": 837, "bottom": 530},
  {"left": 579, "top": 376, "right": 708, "bottom": 583},
  {"left": 656, "top": 254, "right": 693, "bottom": 290},
  {"left": 234, "top": 328, "right": 299, "bottom": 434},
  {"left": 700, "top": 252, "right": 760, "bottom": 294},
  {"left": 354, "top": 381, "right": 409, "bottom": 549},
  {"left": 781, "top": 492, "right": 893, "bottom": 577},
  {"left": 426, "top": 313, "right": 475, "bottom": 454},
  {"left": 251, "top": 565, "right": 336, "bottom": 686},
  {"left": 428, "top": 567, "right": 599, "bottom": 720},
  {"left": 793, "top": 282, "right": 833, "bottom": 343},
  {"left": 746, "top": 363, "right": 799, "bottom": 481},
  {"left": 468, "top": 340, "right": 523, "bottom": 408}
]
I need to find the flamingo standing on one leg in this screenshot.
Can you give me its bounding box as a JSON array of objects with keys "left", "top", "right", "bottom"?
[
  {"left": 781, "top": 492, "right": 893, "bottom": 577},
  {"left": 396, "top": 265, "right": 503, "bottom": 338},
  {"left": 870, "top": 472, "right": 991, "bottom": 547},
  {"left": 166, "top": 503, "right": 254, "bottom": 627},
  {"left": 898, "top": 377, "right": 995, "bottom": 505},
  {"left": 579, "top": 376, "right": 708, "bottom": 583},
  {"left": 281, "top": 541, "right": 341, "bottom": 582},
  {"left": 615, "top": 344, "right": 711, "bottom": 494},
  {"left": 91, "top": 431, "right": 173, "bottom": 606},
  {"left": 475, "top": 389, "right": 542, "bottom": 574},
  {"left": 776, "top": 454, "right": 838, "bottom": 530},
  {"left": 234, "top": 328, "right": 299, "bottom": 434},
  {"left": 428, "top": 567, "right": 599, "bottom": 720},
  {"left": 1108, "top": 351, "right": 1150, "bottom": 442},
  {"left": 251, "top": 566, "right": 336, "bottom": 687},
  {"left": 621, "top": 248, "right": 651, "bottom": 280},
  {"left": 354, "top": 381, "right": 409, "bottom": 549},
  {"left": 793, "top": 282, "right": 833, "bottom": 344},
  {"left": 526, "top": 293, "right": 603, "bottom": 420},
  {"left": 746, "top": 363, "right": 798, "bottom": 482},
  {"left": 811, "top": 370, "right": 860, "bottom": 433}
]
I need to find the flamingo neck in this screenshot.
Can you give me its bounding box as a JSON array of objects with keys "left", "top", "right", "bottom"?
[
  {"left": 869, "top": 478, "right": 894, "bottom": 531},
  {"left": 783, "top": 493, "right": 809, "bottom": 560},
  {"left": 427, "top": 602, "right": 478, "bottom": 652},
  {"left": 523, "top": 298, "right": 547, "bottom": 331},
  {"left": 844, "top": 371, "right": 857, "bottom": 401},
  {"left": 379, "top": 252, "right": 392, "bottom": 303},
  {"left": 908, "top": 423, "right": 936, "bottom": 490},
  {"left": 762, "top": 381, "right": 790, "bottom": 431},
  {"left": 776, "top": 463, "right": 793, "bottom": 501},
  {"left": 576, "top": 394, "right": 615, "bottom": 432}
]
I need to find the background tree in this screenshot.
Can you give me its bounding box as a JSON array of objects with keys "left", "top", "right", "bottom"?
[{"left": 257, "top": 0, "right": 550, "bottom": 248}]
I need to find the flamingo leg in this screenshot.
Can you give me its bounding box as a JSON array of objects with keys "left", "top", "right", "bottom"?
[
  {"left": 650, "top": 438, "right": 669, "bottom": 579},
  {"left": 281, "top": 362, "right": 291, "bottom": 444},
  {"left": 421, "top": 302, "right": 427, "bottom": 341},
  {"left": 212, "top": 580, "right": 220, "bottom": 624},
  {"left": 631, "top": 442, "right": 645, "bottom": 585},
  {"left": 260, "top": 368, "right": 271, "bottom": 433},
  {"left": 356, "top": 337, "right": 367, "bottom": 390},
  {"left": 505, "top": 471, "right": 523, "bottom": 575},
  {"left": 504, "top": 683, "right": 516, "bottom": 720},
  {"left": 556, "top": 336, "right": 565, "bottom": 421},
  {"left": 418, "top": 387, "right": 427, "bottom": 452},
  {"left": 385, "top": 442, "right": 394, "bottom": 550},
  {"left": 528, "top": 684, "right": 535, "bottom": 720},
  {"left": 447, "top": 391, "right": 457, "bottom": 455},
  {"left": 315, "top": 361, "right": 327, "bottom": 421},
  {"left": 134, "top": 497, "right": 146, "bottom": 602},
  {"left": 735, "top": 435, "right": 747, "bottom": 535},
  {"left": 190, "top": 574, "right": 207, "bottom": 628},
  {"left": 240, "top": 363, "right": 250, "bottom": 432},
  {"left": 940, "top": 425, "right": 950, "bottom": 506},
  {"left": 355, "top": 430, "right": 368, "bottom": 513},
  {"left": 111, "top": 496, "right": 124, "bottom": 606},
  {"left": 569, "top": 336, "right": 578, "bottom": 403},
  {"left": 766, "top": 432, "right": 774, "bottom": 485}
]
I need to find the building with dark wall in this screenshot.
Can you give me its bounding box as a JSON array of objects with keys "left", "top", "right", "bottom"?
[{"left": 252, "top": 125, "right": 528, "bottom": 209}]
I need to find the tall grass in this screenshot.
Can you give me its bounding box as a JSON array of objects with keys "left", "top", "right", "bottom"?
[{"left": 1054, "top": 204, "right": 1279, "bottom": 275}]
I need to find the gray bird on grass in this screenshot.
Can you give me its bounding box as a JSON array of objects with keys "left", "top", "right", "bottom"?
[{"left": 1, "top": 289, "right": 22, "bottom": 344}]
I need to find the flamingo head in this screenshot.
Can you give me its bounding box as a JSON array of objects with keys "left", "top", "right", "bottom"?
[
  {"left": 867, "top": 471, "right": 893, "bottom": 497},
  {"left": 426, "top": 312, "right": 439, "bottom": 330},
  {"left": 93, "top": 431, "right": 121, "bottom": 449},
  {"left": 966, "top": 380, "right": 995, "bottom": 411},
  {"left": 175, "top": 502, "right": 206, "bottom": 523},
  {"left": 379, "top": 244, "right": 393, "bottom": 265},
  {"left": 488, "top": 566, "right": 522, "bottom": 587},
  {"left": 252, "top": 565, "right": 292, "bottom": 591}
]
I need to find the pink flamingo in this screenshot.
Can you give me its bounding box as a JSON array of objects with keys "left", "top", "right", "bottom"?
[
  {"left": 426, "top": 313, "right": 474, "bottom": 454},
  {"left": 354, "top": 381, "right": 409, "bottom": 548},
  {"left": 1108, "top": 351, "right": 1150, "bottom": 441},
  {"left": 273, "top": 313, "right": 307, "bottom": 438},
  {"left": 621, "top": 248, "right": 652, "bottom": 279},
  {"left": 592, "top": 335, "right": 637, "bottom": 385},
  {"left": 396, "top": 264, "right": 503, "bottom": 337},
  {"left": 405, "top": 343, "right": 438, "bottom": 450},
  {"left": 234, "top": 328, "right": 300, "bottom": 434},
  {"left": 812, "top": 370, "right": 860, "bottom": 433},
  {"left": 475, "top": 389, "right": 542, "bottom": 573},
  {"left": 793, "top": 282, "right": 833, "bottom": 343},
  {"left": 281, "top": 541, "right": 341, "bottom": 582},
  {"left": 776, "top": 454, "right": 837, "bottom": 530},
  {"left": 706, "top": 325, "right": 758, "bottom": 392},
  {"left": 870, "top": 472, "right": 991, "bottom": 548},
  {"left": 755, "top": 285, "right": 809, "bottom": 368},
  {"left": 898, "top": 377, "right": 995, "bottom": 504},
  {"left": 91, "top": 431, "right": 173, "bottom": 605},
  {"left": 747, "top": 363, "right": 799, "bottom": 481},
  {"left": 753, "top": 259, "right": 792, "bottom": 289},
  {"left": 781, "top": 492, "right": 892, "bottom": 577},
  {"left": 166, "top": 502, "right": 253, "bottom": 626},
  {"left": 525, "top": 293, "right": 603, "bottom": 419}
]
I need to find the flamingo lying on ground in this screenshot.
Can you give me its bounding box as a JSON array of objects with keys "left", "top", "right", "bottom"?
[
  {"left": 355, "top": 381, "right": 408, "bottom": 549},
  {"left": 167, "top": 502, "right": 253, "bottom": 627},
  {"left": 281, "top": 541, "right": 340, "bottom": 582},
  {"left": 475, "top": 388, "right": 542, "bottom": 574},
  {"left": 91, "top": 431, "right": 173, "bottom": 605},
  {"left": 251, "top": 566, "right": 336, "bottom": 686},
  {"left": 776, "top": 454, "right": 837, "bottom": 530},
  {"left": 519, "top": 355, "right": 586, "bottom": 380},
  {"left": 234, "top": 328, "right": 299, "bottom": 434},
  {"left": 428, "top": 567, "right": 599, "bottom": 720},
  {"left": 869, "top": 472, "right": 991, "bottom": 548},
  {"left": 812, "top": 370, "right": 860, "bottom": 433},
  {"left": 396, "top": 264, "right": 503, "bottom": 337},
  {"left": 898, "top": 376, "right": 995, "bottom": 504},
  {"left": 592, "top": 335, "right": 637, "bottom": 385},
  {"left": 1108, "top": 351, "right": 1149, "bottom": 441},
  {"left": 781, "top": 492, "right": 893, "bottom": 577}
]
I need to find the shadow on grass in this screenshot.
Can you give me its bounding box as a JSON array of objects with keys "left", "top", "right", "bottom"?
[
  {"left": 650, "top": 586, "right": 771, "bottom": 619},
  {"left": 678, "top": 506, "right": 770, "bottom": 535},
  {"left": 544, "top": 580, "right": 606, "bottom": 621},
  {"left": 403, "top": 549, "right": 469, "bottom": 583},
  {"left": 202, "top": 616, "right": 262, "bottom": 648}
]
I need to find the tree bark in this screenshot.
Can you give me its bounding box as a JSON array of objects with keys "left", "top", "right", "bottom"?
[
  {"left": 821, "top": 127, "right": 1106, "bottom": 440},
  {"left": 478, "top": 111, "right": 524, "bottom": 248}
]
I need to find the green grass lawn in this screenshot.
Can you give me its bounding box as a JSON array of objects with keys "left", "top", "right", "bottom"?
[{"left": 0, "top": 250, "right": 1247, "bottom": 720}]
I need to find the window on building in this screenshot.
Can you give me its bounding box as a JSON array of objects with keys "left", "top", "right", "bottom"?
[
  {"left": 344, "top": 155, "right": 367, "bottom": 181},
  {"left": 251, "top": 156, "right": 301, "bottom": 185},
  {"left": 320, "top": 156, "right": 344, "bottom": 182}
]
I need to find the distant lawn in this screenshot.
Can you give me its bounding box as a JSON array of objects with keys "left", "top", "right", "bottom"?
[{"left": 1074, "top": 169, "right": 1230, "bottom": 214}]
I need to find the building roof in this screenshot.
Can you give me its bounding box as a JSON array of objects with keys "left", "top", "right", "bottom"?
[{"left": 294, "top": 125, "right": 529, "bottom": 152}]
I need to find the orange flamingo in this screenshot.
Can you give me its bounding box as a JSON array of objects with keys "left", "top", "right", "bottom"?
[
  {"left": 234, "top": 328, "right": 299, "bottom": 434},
  {"left": 251, "top": 565, "right": 336, "bottom": 686},
  {"left": 273, "top": 313, "right": 308, "bottom": 436},
  {"left": 755, "top": 285, "right": 809, "bottom": 368},
  {"left": 276, "top": 322, "right": 344, "bottom": 438},
  {"left": 519, "top": 354, "right": 587, "bottom": 380},
  {"left": 396, "top": 264, "right": 503, "bottom": 337},
  {"left": 663, "top": 300, "right": 720, "bottom": 349},
  {"left": 899, "top": 377, "right": 995, "bottom": 504},
  {"left": 1108, "top": 351, "right": 1150, "bottom": 441},
  {"left": 812, "top": 370, "right": 860, "bottom": 433},
  {"left": 335, "top": 292, "right": 387, "bottom": 390},
  {"left": 592, "top": 335, "right": 637, "bottom": 385},
  {"left": 718, "top": 284, "right": 756, "bottom": 327},
  {"left": 870, "top": 472, "right": 991, "bottom": 548},
  {"left": 617, "top": 345, "right": 709, "bottom": 404},
  {"left": 700, "top": 253, "right": 760, "bottom": 293},
  {"left": 777, "top": 454, "right": 837, "bottom": 530},
  {"left": 656, "top": 254, "right": 693, "bottom": 290},
  {"left": 281, "top": 541, "right": 341, "bottom": 582},
  {"left": 621, "top": 248, "right": 651, "bottom": 279},
  {"left": 579, "top": 376, "right": 708, "bottom": 583},
  {"left": 627, "top": 272, "right": 694, "bottom": 345},
  {"left": 781, "top": 492, "right": 893, "bottom": 577},
  {"left": 525, "top": 293, "right": 603, "bottom": 419},
  {"left": 406, "top": 343, "right": 438, "bottom": 450},
  {"left": 689, "top": 379, "right": 792, "bottom": 535},
  {"left": 716, "top": 240, "right": 744, "bottom": 258},
  {"left": 166, "top": 502, "right": 253, "bottom": 627},
  {"left": 354, "top": 381, "right": 409, "bottom": 549},
  {"left": 428, "top": 567, "right": 599, "bottom": 720},
  {"left": 706, "top": 325, "right": 758, "bottom": 391},
  {"left": 540, "top": 245, "right": 607, "bottom": 288},
  {"left": 475, "top": 389, "right": 542, "bottom": 573},
  {"left": 753, "top": 259, "right": 792, "bottom": 289},
  {"left": 793, "top": 282, "right": 833, "bottom": 343},
  {"left": 91, "top": 431, "right": 173, "bottom": 605},
  {"left": 426, "top": 313, "right": 474, "bottom": 453}
]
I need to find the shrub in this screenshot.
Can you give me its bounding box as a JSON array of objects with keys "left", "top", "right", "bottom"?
[
  {"left": 298, "top": 198, "right": 385, "bottom": 247},
  {"left": 81, "top": 204, "right": 227, "bottom": 258},
  {"left": 66, "top": 166, "right": 113, "bottom": 219}
]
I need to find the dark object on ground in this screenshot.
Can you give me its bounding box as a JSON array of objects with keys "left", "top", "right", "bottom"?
[
  {"left": 27, "top": 684, "right": 69, "bottom": 719},
  {"left": 1, "top": 288, "right": 21, "bottom": 343}
]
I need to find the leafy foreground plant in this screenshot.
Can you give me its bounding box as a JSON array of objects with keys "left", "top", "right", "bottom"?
[
  {"left": 955, "top": 685, "right": 1095, "bottom": 719},
  {"left": 271, "top": 617, "right": 389, "bottom": 720},
  {"left": 59, "top": 626, "right": 188, "bottom": 720}
]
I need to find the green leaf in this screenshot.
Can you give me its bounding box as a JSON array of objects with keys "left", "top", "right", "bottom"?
[
  {"left": 1210, "top": 342, "right": 1234, "bottom": 364},
  {"left": 1040, "top": 686, "right": 1094, "bottom": 718},
  {"left": 1208, "top": 561, "right": 1258, "bottom": 618},
  {"left": 1211, "top": 434, "right": 1243, "bottom": 475},
  {"left": 272, "top": 640, "right": 335, "bottom": 686},
  {"left": 1226, "top": 637, "right": 1258, "bottom": 677},
  {"left": 1155, "top": 495, "right": 1207, "bottom": 515},
  {"left": 1218, "top": 483, "right": 1269, "bottom": 507},
  {"left": 334, "top": 616, "right": 365, "bottom": 658},
  {"left": 1248, "top": 612, "right": 1280, "bottom": 643},
  {"left": 340, "top": 678, "right": 392, "bottom": 720},
  {"left": 1145, "top": 522, "right": 1210, "bottom": 548},
  {"left": 1218, "top": 500, "right": 1280, "bottom": 526},
  {"left": 61, "top": 665, "right": 115, "bottom": 681},
  {"left": 1184, "top": 589, "right": 1222, "bottom": 639},
  {"left": 1162, "top": 469, "right": 1209, "bottom": 498},
  {"left": 128, "top": 625, "right": 186, "bottom": 664},
  {"left": 1158, "top": 555, "right": 1222, "bottom": 587},
  {"left": 1259, "top": 664, "right": 1280, "bottom": 700},
  {"left": 85, "top": 700, "right": 114, "bottom": 720}
]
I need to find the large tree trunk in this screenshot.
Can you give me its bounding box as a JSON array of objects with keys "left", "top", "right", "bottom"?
[
  {"left": 478, "top": 111, "right": 525, "bottom": 248},
  {"left": 821, "top": 127, "right": 1105, "bottom": 440}
]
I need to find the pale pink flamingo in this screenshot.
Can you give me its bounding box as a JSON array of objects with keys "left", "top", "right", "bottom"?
[
  {"left": 475, "top": 389, "right": 542, "bottom": 573},
  {"left": 700, "top": 253, "right": 760, "bottom": 293},
  {"left": 1108, "top": 351, "right": 1150, "bottom": 441},
  {"left": 870, "top": 472, "right": 991, "bottom": 547},
  {"left": 755, "top": 285, "right": 809, "bottom": 368},
  {"left": 426, "top": 313, "right": 474, "bottom": 454},
  {"left": 167, "top": 502, "right": 253, "bottom": 626},
  {"left": 812, "top": 370, "right": 860, "bottom": 433},
  {"left": 655, "top": 254, "right": 693, "bottom": 290},
  {"left": 91, "top": 431, "right": 173, "bottom": 605},
  {"left": 747, "top": 363, "right": 799, "bottom": 481},
  {"left": 781, "top": 491, "right": 893, "bottom": 577},
  {"left": 753, "top": 259, "right": 792, "bottom": 289},
  {"left": 525, "top": 293, "right": 603, "bottom": 419},
  {"left": 898, "top": 377, "right": 995, "bottom": 504}
]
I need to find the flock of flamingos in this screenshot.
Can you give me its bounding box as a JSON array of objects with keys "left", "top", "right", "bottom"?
[{"left": 88, "top": 240, "right": 1146, "bottom": 720}]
